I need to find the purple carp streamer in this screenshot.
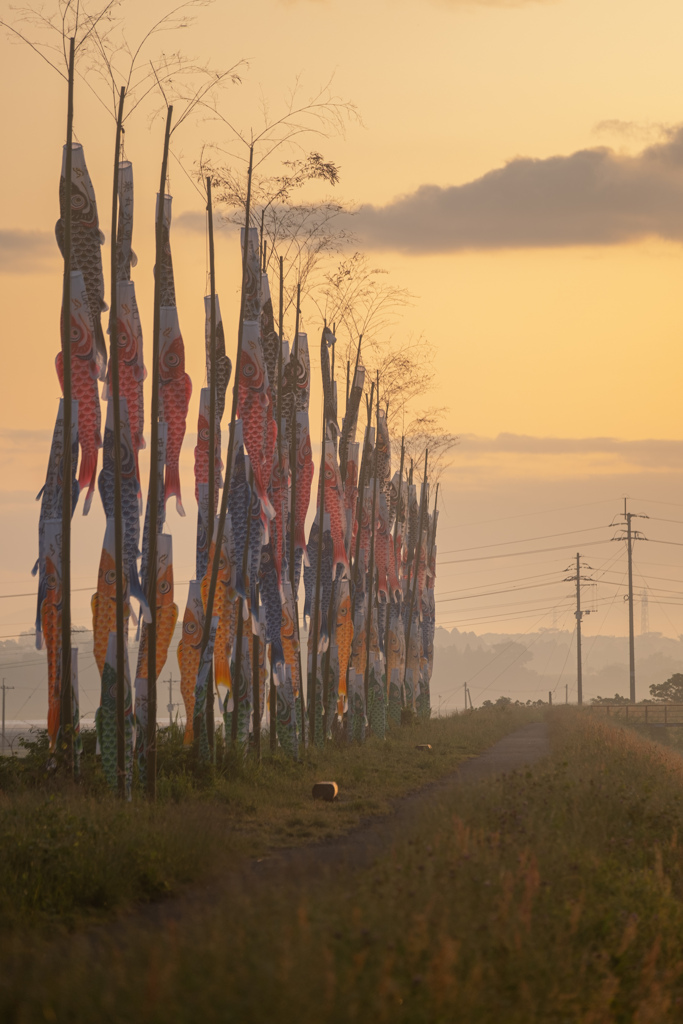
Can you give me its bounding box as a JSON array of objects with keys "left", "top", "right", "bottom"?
[
  {"left": 56, "top": 271, "right": 102, "bottom": 514},
  {"left": 55, "top": 143, "right": 107, "bottom": 378},
  {"left": 33, "top": 399, "right": 78, "bottom": 650}
]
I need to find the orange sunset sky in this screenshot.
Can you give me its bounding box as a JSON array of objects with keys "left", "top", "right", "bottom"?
[{"left": 1, "top": 0, "right": 683, "bottom": 646}]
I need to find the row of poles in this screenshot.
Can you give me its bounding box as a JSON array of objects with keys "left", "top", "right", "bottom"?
[{"left": 48, "top": 40, "right": 439, "bottom": 797}]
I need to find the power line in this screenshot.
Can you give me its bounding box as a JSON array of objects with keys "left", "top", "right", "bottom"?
[
  {"left": 439, "top": 525, "right": 608, "bottom": 557},
  {"left": 444, "top": 497, "right": 618, "bottom": 530},
  {"left": 440, "top": 538, "right": 613, "bottom": 567},
  {"left": 437, "top": 578, "right": 571, "bottom": 604},
  {"left": 436, "top": 570, "right": 562, "bottom": 595}
]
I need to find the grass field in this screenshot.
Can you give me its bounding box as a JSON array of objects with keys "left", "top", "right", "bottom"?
[
  {"left": 6, "top": 707, "right": 683, "bottom": 1022},
  {"left": 0, "top": 705, "right": 539, "bottom": 931}
]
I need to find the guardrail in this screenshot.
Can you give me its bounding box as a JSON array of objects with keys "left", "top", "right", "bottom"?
[{"left": 588, "top": 704, "right": 683, "bottom": 726}]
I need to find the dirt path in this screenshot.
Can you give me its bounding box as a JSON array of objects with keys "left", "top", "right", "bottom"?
[
  {"left": 255, "top": 720, "right": 550, "bottom": 877},
  {"left": 114, "top": 721, "right": 551, "bottom": 937}
]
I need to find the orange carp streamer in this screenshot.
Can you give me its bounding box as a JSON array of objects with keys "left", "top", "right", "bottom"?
[
  {"left": 135, "top": 534, "right": 178, "bottom": 685},
  {"left": 335, "top": 581, "right": 353, "bottom": 716},
  {"left": 177, "top": 580, "right": 204, "bottom": 744},
  {"left": 91, "top": 519, "right": 129, "bottom": 678}
]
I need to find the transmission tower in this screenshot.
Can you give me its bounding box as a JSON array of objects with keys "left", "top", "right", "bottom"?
[
  {"left": 611, "top": 499, "right": 648, "bottom": 703},
  {"left": 564, "top": 553, "right": 595, "bottom": 705}
]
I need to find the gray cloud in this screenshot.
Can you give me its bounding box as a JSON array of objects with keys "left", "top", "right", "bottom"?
[
  {"left": 0, "top": 230, "right": 58, "bottom": 272},
  {"left": 436, "top": 0, "right": 557, "bottom": 5},
  {"left": 175, "top": 211, "right": 231, "bottom": 234},
  {"left": 353, "top": 127, "right": 683, "bottom": 252},
  {"left": 460, "top": 434, "right": 683, "bottom": 468}
]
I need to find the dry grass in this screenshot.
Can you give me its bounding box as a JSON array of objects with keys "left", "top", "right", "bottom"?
[
  {"left": 4, "top": 709, "right": 683, "bottom": 1021},
  {"left": 0, "top": 706, "right": 539, "bottom": 931}
]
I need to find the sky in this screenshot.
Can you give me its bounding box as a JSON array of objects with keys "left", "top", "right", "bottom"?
[{"left": 1, "top": 0, "right": 683, "bottom": 720}]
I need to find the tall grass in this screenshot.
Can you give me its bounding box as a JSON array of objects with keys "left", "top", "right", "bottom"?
[
  {"left": 6, "top": 710, "right": 683, "bottom": 1020},
  {"left": 0, "top": 706, "right": 540, "bottom": 930}
]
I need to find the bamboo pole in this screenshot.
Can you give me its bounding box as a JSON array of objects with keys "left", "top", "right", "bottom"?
[
  {"left": 270, "top": 253, "right": 285, "bottom": 754},
  {"left": 147, "top": 105, "right": 173, "bottom": 799},
  {"left": 206, "top": 175, "right": 217, "bottom": 756},
  {"left": 252, "top": 619, "right": 261, "bottom": 761},
  {"left": 232, "top": 469, "right": 252, "bottom": 746},
  {"left": 402, "top": 449, "right": 429, "bottom": 708},
  {"left": 308, "top": 420, "right": 326, "bottom": 744},
  {"left": 385, "top": 435, "right": 405, "bottom": 694},
  {"left": 59, "top": 36, "right": 76, "bottom": 777},
  {"left": 288, "top": 283, "right": 306, "bottom": 747},
  {"left": 320, "top": 578, "right": 336, "bottom": 736},
  {"left": 231, "top": 596, "right": 244, "bottom": 746},
  {"left": 198, "top": 146, "right": 254, "bottom": 746},
  {"left": 108, "top": 86, "right": 126, "bottom": 796},
  {"left": 269, "top": 660, "right": 276, "bottom": 752},
  {"left": 363, "top": 376, "right": 380, "bottom": 712},
  {"left": 351, "top": 384, "right": 374, "bottom": 604},
  {"left": 321, "top": 335, "right": 337, "bottom": 729},
  {"left": 346, "top": 380, "right": 374, "bottom": 707}
]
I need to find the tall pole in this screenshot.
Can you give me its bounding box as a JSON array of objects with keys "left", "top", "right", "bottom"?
[
  {"left": 109, "top": 86, "right": 127, "bottom": 797},
  {"left": 270, "top": 254, "right": 285, "bottom": 754},
  {"left": 575, "top": 551, "right": 583, "bottom": 707},
  {"left": 403, "top": 449, "right": 429, "bottom": 703},
  {"left": 60, "top": 36, "right": 76, "bottom": 776},
  {"left": 288, "top": 282, "right": 306, "bottom": 747},
  {"left": 232, "top": 478, "right": 252, "bottom": 746},
  {"left": 610, "top": 500, "right": 647, "bottom": 705},
  {"left": 385, "top": 437, "right": 405, "bottom": 691},
  {"left": 626, "top": 504, "right": 636, "bottom": 704},
  {"left": 206, "top": 175, "right": 218, "bottom": 755},
  {"left": 147, "top": 105, "right": 173, "bottom": 799},
  {"left": 308, "top": 420, "right": 326, "bottom": 744},
  {"left": 168, "top": 675, "right": 173, "bottom": 728},
  {"left": 198, "top": 146, "right": 254, "bottom": 747},
  {"left": 363, "top": 377, "right": 380, "bottom": 712},
  {"left": 252, "top": 625, "right": 261, "bottom": 761}
]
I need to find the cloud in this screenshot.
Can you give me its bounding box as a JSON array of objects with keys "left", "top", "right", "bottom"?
[
  {"left": 353, "top": 127, "right": 683, "bottom": 252},
  {"left": 444, "top": 434, "right": 683, "bottom": 485},
  {"left": 0, "top": 230, "right": 58, "bottom": 272},
  {"left": 436, "top": 0, "right": 556, "bottom": 5},
  {"left": 175, "top": 211, "right": 231, "bottom": 234}
]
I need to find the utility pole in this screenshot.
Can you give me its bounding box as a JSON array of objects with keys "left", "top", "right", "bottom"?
[
  {"left": 565, "top": 552, "right": 595, "bottom": 706},
  {"left": 1, "top": 680, "right": 14, "bottom": 754},
  {"left": 463, "top": 681, "right": 468, "bottom": 712},
  {"left": 565, "top": 683, "right": 568, "bottom": 705},
  {"left": 611, "top": 500, "right": 648, "bottom": 704}
]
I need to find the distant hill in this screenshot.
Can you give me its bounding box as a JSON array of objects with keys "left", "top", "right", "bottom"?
[{"left": 432, "top": 626, "right": 683, "bottom": 712}]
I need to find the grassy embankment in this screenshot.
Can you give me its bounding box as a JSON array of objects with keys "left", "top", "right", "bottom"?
[
  {"left": 4, "top": 709, "right": 683, "bottom": 1021},
  {"left": 0, "top": 705, "right": 540, "bottom": 931}
]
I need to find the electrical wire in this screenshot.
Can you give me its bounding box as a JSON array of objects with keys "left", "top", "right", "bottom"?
[
  {"left": 444, "top": 497, "right": 618, "bottom": 530},
  {"left": 438, "top": 524, "right": 609, "bottom": 557},
  {"left": 440, "top": 537, "right": 613, "bottom": 567},
  {"left": 437, "top": 578, "right": 573, "bottom": 604}
]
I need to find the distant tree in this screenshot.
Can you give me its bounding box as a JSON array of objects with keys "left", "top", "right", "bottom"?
[
  {"left": 649, "top": 673, "right": 683, "bottom": 703},
  {"left": 590, "top": 694, "right": 630, "bottom": 705}
]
